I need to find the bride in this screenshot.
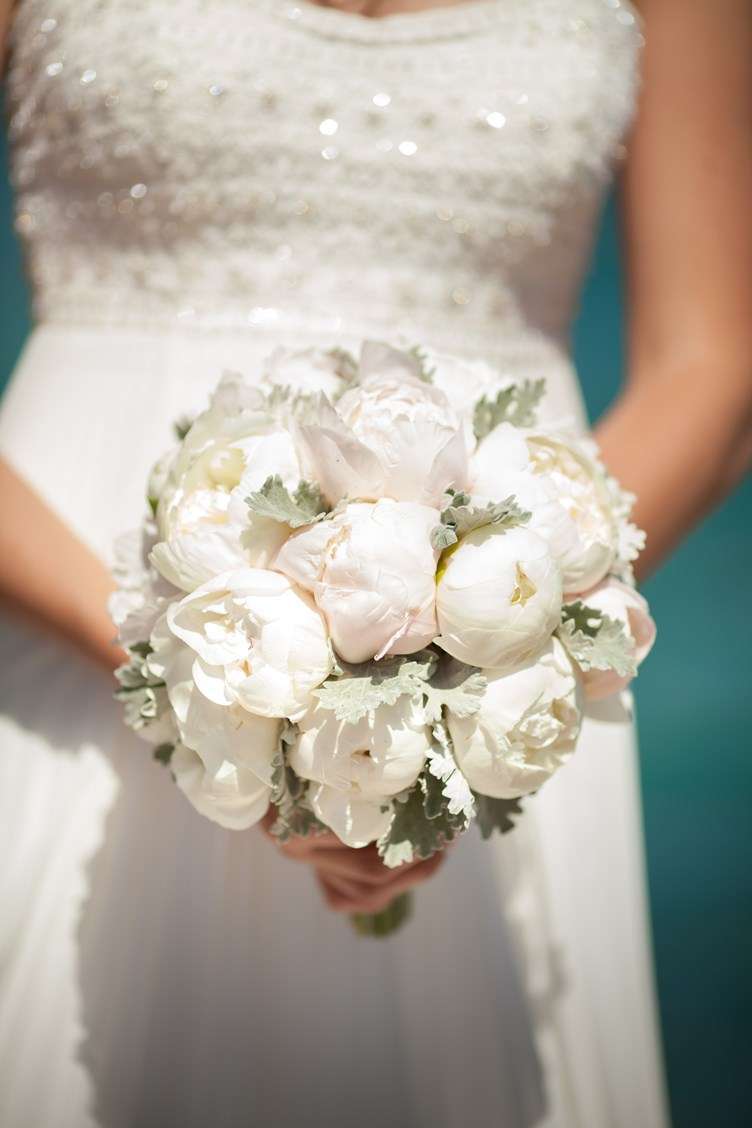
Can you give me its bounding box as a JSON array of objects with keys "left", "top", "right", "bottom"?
[{"left": 0, "top": 1, "right": 749, "bottom": 1125}]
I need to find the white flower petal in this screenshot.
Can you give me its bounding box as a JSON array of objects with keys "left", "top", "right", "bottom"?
[
  {"left": 449, "top": 638, "right": 582, "bottom": 798},
  {"left": 171, "top": 744, "right": 272, "bottom": 831},
  {"left": 336, "top": 374, "right": 469, "bottom": 507},
  {"left": 290, "top": 698, "right": 429, "bottom": 801},
  {"left": 294, "top": 394, "right": 384, "bottom": 504},
  {"left": 276, "top": 499, "right": 439, "bottom": 664},
  {"left": 436, "top": 526, "right": 562, "bottom": 671},
  {"left": 309, "top": 785, "right": 394, "bottom": 849}
]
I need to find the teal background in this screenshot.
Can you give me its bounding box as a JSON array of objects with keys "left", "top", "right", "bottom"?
[{"left": 1, "top": 118, "right": 750, "bottom": 1125}]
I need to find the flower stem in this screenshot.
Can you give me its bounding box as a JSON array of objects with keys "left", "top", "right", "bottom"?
[{"left": 350, "top": 892, "right": 413, "bottom": 938}]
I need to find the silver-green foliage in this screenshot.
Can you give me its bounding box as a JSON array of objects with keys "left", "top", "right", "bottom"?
[
  {"left": 430, "top": 489, "right": 531, "bottom": 551},
  {"left": 377, "top": 772, "right": 468, "bottom": 869},
  {"left": 472, "top": 378, "right": 545, "bottom": 440},
  {"left": 426, "top": 722, "right": 477, "bottom": 820},
  {"left": 474, "top": 794, "right": 525, "bottom": 839},
  {"left": 557, "top": 601, "right": 637, "bottom": 677},
  {"left": 407, "top": 344, "right": 436, "bottom": 384},
  {"left": 312, "top": 650, "right": 487, "bottom": 728},
  {"left": 245, "top": 474, "right": 330, "bottom": 528},
  {"left": 115, "top": 642, "right": 164, "bottom": 729},
  {"left": 311, "top": 653, "right": 437, "bottom": 724},
  {"left": 269, "top": 720, "right": 327, "bottom": 842}
]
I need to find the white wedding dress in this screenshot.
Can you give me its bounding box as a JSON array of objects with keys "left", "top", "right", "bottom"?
[{"left": 0, "top": 1, "right": 669, "bottom": 1125}]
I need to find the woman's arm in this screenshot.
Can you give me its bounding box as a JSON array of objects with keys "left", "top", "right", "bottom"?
[
  {"left": 595, "top": 0, "right": 752, "bottom": 578},
  {"left": 0, "top": 458, "right": 125, "bottom": 669},
  {"left": 1, "top": 1, "right": 14, "bottom": 65}
]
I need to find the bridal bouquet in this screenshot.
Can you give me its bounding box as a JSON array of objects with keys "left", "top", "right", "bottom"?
[{"left": 111, "top": 341, "right": 655, "bottom": 934}]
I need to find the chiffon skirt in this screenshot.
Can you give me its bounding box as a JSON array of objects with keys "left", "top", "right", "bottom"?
[{"left": 0, "top": 322, "right": 670, "bottom": 1128}]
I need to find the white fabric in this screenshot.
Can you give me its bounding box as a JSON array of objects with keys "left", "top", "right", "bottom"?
[{"left": 0, "top": 1, "right": 669, "bottom": 1126}]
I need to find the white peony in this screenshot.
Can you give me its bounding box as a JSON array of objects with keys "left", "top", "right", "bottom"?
[
  {"left": 289, "top": 697, "right": 430, "bottom": 847},
  {"left": 153, "top": 429, "right": 301, "bottom": 591},
  {"left": 435, "top": 525, "right": 562, "bottom": 671},
  {"left": 261, "top": 345, "right": 353, "bottom": 401},
  {"left": 471, "top": 423, "right": 618, "bottom": 596},
  {"left": 357, "top": 340, "right": 421, "bottom": 381},
  {"left": 165, "top": 568, "right": 331, "bottom": 721},
  {"left": 170, "top": 743, "right": 274, "bottom": 831},
  {"left": 423, "top": 348, "right": 512, "bottom": 420},
  {"left": 577, "top": 577, "right": 657, "bottom": 701},
  {"left": 153, "top": 410, "right": 303, "bottom": 591},
  {"left": 448, "top": 638, "right": 582, "bottom": 798},
  {"left": 147, "top": 617, "right": 281, "bottom": 830},
  {"left": 275, "top": 499, "right": 440, "bottom": 663},
  {"left": 295, "top": 372, "right": 468, "bottom": 509}
]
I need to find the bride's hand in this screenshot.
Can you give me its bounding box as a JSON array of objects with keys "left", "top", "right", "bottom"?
[{"left": 261, "top": 811, "right": 445, "bottom": 914}]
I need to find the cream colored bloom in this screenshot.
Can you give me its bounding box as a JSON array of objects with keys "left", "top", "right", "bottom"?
[
  {"left": 275, "top": 499, "right": 439, "bottom": 663},
  {"left": 262, "top": 346, "right": 352, "bottom": 401},
  {"left": 295, "top": 372, "right": 468, "bottom": 508},
  {"left": 148, "top": 617, "right": 281, "bottom": 830},
  {"left": 165, "top": 568, "right": 331, "bottom": 721},
  {"left": 290, "top": 697, "right": 430, "bottom": 847},
  {"left": 448, "top": 638, "right": 582, "bottom": 798},
  {"left": 435, "top": 526, "right": 562, "bottom": 671},
  {"left": 153, "top": 375, "right": 303, "bottom": 591},
  {"left": 471, "top": 423, "right": 618, "bottom": 596},
  {"left": 170, "top": 743, "right": 274, "bottom": 831},
  {"left": 425, "top": 349, "right": 510, "bottom": 419}
]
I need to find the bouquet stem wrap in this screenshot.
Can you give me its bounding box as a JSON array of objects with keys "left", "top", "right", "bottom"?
[{"left": 351, "top": 892, "right": 413, "bottom": 938}]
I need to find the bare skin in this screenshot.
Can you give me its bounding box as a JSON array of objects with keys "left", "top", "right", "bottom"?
[
  {"left": 0, "top": 0, "right": 750, "bottom": 911},
  {"left": 260, "top": 810, "right": 446, "bottom": 914}
]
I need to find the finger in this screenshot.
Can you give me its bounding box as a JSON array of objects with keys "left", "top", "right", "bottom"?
[
  {"left": 316, "top": 874, "right": 370, "bottom": 913},
  {"left": 310, "top": 847, "right": 415, "bottom": 886},
  {"left": 348, "top": 852, "right": 445, "bottom": 909},
  {"left": 311, "top": 850, "right": 389, "bottom": 885},
  {"left": 381, "top": 851, "right": 445, "bottom": 896},
  {"left": 313, "top": 843, "right": 446, "bottom": 886},
  {"left": 316, "top": 871, "right": 409, "bottom": 915},
  {"left": 319, "top": 853, "right": 446, "bottom": 915},
  {"left": 319, "top": 880, "right": 393, "bottom": 915}
]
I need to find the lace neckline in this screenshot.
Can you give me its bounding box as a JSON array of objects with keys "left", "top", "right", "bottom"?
[{"left": 257, "top": 0, "right": 511, "bottom": 43}]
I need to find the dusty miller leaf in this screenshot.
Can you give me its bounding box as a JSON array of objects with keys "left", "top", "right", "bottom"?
[
  {"left": 245, "top": 474, "right": 330, "bottom": 528},
  {"left": 422, "top": 664, "right": 487, "bottom": 724},
  {"left": 474, "top": 794, "right": 525, "bottom": 839},
  {"left": 115, "top": 646, "right": 169, "bottom": 734},
  {"left": 431, "top": 491, "right": 531, "bottom": 550},
  {"left": 173, "top": 414, "right": 194, "bottom": 442},
  {"left": 408, "top": 344, "right": 436, "bottom": 384},
  {"left": 558, "top": 602, "right": 637, "bottom": 677},
  {"left": 559, "top": 601, "right": 600, "bottom": 636},
  {"left": 472, "top": 379, "right": 546, "bottom": 440},
  {"left": 431, "top": 524, "right": 459, "bottom": 551},
  {"left": 271, "top": 799, "right": 326, "bottom": 843},
  {"left": 377, "top": 775, "right": 466, "bottom": 868},
  {"left": 325, "top": 346, "right": 359, "bottom": 388},
  {"left": 426, "top": 723, "right": 476, "bottom": 820},
  {"left": 311, "top": 652, "right": 437, "bottom": 725},
  {"left": 115, "top": 646, "right": 164, "bottom": 704},
  {"left": 269, "top": 721, "right": 327, "bottom": 843},
  {"left": 153, "top": 743, "right": 175, "bottom": 767},
  {"left": 270, "top": 719, "right": 299, "bottom": 803}
]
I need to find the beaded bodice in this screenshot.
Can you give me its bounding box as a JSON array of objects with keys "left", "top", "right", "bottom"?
[{"left": 6, "top": 0, "right": 641, "bottom": 352}]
